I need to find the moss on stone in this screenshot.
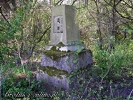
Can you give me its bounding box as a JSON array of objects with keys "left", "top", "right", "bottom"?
[
  {"left": 44, "top": 42, "right": 73, "bottom": 60},
  {"left": 44, "top": 50, "right": 73, "bottom": 60},
  {"left": 50, "top": 42, "right": 65, "bottom": 51},
  {"left": 50, "top": 46, "right": 57, "bottom": 51},
  {"left": 56, "top": 42, "right": 65, "bottom": 47},
  {"left": 39, "top": 66, "right": 69, "bottom": 79},
  {"left": 39, "top": 64, "right": 92, "bottom": 80}
]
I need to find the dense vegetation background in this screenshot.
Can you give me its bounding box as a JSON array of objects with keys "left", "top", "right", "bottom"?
[{"left": 0, "top": 0, "right": 133, "bottom": 99}]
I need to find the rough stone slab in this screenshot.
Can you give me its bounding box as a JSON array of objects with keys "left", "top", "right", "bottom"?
[
  {"left": 36, "top": 66, "right": 91, "bottom": 91},
  {"left": 36, "top": 71, "right": 69, "bottom": 90},
  {"left": 41, "top": 50, "right": 93, "bottom": 73},
  {"left": 37, "top": 50, "right": 93, "bottom": 92}
]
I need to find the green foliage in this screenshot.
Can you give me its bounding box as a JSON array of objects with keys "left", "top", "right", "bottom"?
[
  {"left": 1, "top": 0, "right": 133, "bottom": 99},
  {"left": 2, "top": 66, "right": 42, "bottom": 99},
  {"left": 93, "top": 40, "right": 133, "bottom": 80},
  {"left": 0, "top": 0, "right": 51, "bottom": 65}
]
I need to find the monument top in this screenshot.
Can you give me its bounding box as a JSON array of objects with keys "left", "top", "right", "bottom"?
[{"left": 45, "top": 5, "right": 85, "bottom": 51}]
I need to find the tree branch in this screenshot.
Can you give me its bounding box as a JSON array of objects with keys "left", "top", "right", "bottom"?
[
  {"left": 0, "top": 6, "right": 11, "bottom": 26},
  {"left": 37, "top": 25, "right": 51, "bottom": 43}
]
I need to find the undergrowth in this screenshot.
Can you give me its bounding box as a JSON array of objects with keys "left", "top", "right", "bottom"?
[{"left": 1, "top": 40, "right": 133, "bottom": 99}]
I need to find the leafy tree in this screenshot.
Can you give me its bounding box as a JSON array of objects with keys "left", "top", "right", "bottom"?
[{"left": 0, "top": 0, "right": 51, "bottom": 66}]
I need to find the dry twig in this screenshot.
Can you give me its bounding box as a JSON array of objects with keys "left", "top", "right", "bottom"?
[
  {"left": 100, "top": 63, "right": 113, "bottom": 84},
  {"left": 128, "top": 89, "right": 133, "bottom": 100},
  {"left": 79, "top": 78, "right": 93, "bottom": 100}
]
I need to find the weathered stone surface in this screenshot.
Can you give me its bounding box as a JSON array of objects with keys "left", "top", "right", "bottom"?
[
  {"left": 37, "top": 50, "right": 93, "bottom": 91},
  {"left": 36, "top": 65, "right": 91, "bottom": 91},
  {"left": 36, "top": 71, "right": 69, "bottom": 90},
  {"left": 40, "top": 50, "right": 93, "bottom": 73},
  {"left": 50, "top": 5, "right": 80, "bottom": 45},
  {"left": 45, "top": 5, "right": 85, "bottom": 51}
]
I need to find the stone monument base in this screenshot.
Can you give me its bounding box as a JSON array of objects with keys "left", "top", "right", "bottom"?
[
  {"left": 36, "top": 65, "right": 91, "bottom": 93},
  {"left": 36, "top": 50, "right": 93, "bottom": 92},
  {"left": 45, "top": 44, "right": 85, "bottom": 52}
]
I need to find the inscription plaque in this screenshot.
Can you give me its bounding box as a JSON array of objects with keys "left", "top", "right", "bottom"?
[{"left": 53, "top": 16, "right": 63, "bottom": 33}]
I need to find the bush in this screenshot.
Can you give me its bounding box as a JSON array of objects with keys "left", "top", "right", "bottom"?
[{"left": 92, "top": 40, "right": 133, "bottom": 80}]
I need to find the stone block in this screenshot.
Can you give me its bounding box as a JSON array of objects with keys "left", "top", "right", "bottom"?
[
  {"left": 36, "top": 64, "right": 92, "bottom": 91},
  {"left": 37, "top": 50, "right": 93, "bottom": 91},
  {"left": 40, "top": 50, "right": 93, "bottom": 73},
  {"left": 45, "top": 5, "right": 86, "bottom": 51}
]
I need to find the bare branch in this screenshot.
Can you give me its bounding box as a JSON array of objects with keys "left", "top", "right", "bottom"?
[
  {"left": 0, "top": 6, "right": 11, "bottom": 26},
  {"left": 128, "top": 89, "right": 133, "bottom": 100},
  {"left": 37, "top": 25, "right": 51, "bottom": 43},
  {"left": 100, "top": 63, "right": 113, "bottom": 84}
]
